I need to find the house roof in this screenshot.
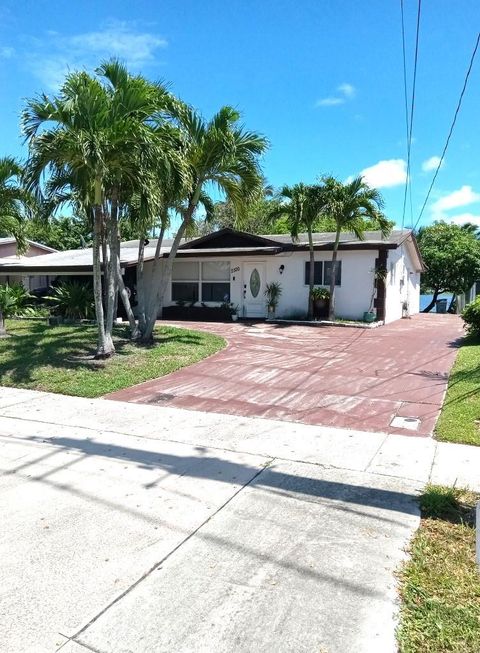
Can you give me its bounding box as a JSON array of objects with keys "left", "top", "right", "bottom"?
[
  {"left": 0, "top": 238, "right": 57, "bottom": 254},
  {"left": 0, "top": 228, "right": 424, "bottom": 274}
]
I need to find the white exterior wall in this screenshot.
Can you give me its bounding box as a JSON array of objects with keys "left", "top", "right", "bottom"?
[
  {"left": 384, "top": 245, "right": 420, "bottom": 324},
  {"left": 151, "top": 250, "right": 379, "bottom": 321}
]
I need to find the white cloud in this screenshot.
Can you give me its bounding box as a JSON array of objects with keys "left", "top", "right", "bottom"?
[
  {"left": 430, "top": 185, "right": 480, "bottom": 214},
  {"left": 316, "top": 96, "right": 345, "bottom": 107},
  {"left": 337, "top": 82, "right": 355, "bottom": 98},
  {"left": 422, "top": 155, "right": 443, "bottom": 172},
  {"left": 68, "top": 22, "right": 167, "bottom": 64},
  {"left": 448, "top": 213, "right": 480, "bottom": 226},
  {"left": 359, "top": 159, "right": 407, "bottom": 188},
  {"left": 0, "top": 46, "right": 14, "bottom": 58},
  {"left": 24, "top": 20, "right": 167, "bottom": 89},
  {"left": 316, "top": 82, "right": 356, "bottom": 108}
]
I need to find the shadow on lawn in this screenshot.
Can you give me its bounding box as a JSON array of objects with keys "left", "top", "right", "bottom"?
[{"left": 0, "top": 321, "right": 204, "bottom": 385}]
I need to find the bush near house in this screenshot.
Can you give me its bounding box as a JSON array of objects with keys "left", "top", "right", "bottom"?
[
  {"left": 46, "top": 281, "right": 95, "bottom": 320},
  {"left": 461, "top": 297, "right": 480, "bottom": 336}
]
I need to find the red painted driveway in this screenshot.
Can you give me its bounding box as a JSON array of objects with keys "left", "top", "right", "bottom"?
[{"left": 106, "top": 314, "right": 463, "bottom": 436}]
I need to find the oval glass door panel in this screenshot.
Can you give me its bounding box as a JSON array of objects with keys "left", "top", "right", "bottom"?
[{"left": 249, "top": 268, "right": 260, "bottom": 297}]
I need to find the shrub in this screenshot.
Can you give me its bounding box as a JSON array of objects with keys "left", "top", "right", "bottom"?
[
  {"left": 46, "top": 282, "right": 94, "bottom": 320},
  {"left": 461, "top": 297, "right": 480, "bottom": 335},
  {"left": 0, "top": 284, "right": 34, "bottom": 333},
  {"left": 310, "top": 287, "right": 330, "bottom": 300}
]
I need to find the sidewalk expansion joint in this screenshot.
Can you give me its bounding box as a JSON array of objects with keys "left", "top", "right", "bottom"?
[{"left": 69, "top": 457, "right": 276, "bottom": 647}]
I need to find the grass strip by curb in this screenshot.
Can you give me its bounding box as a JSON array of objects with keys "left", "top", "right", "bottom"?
[
  {"left": 436, "top": 335, "right": 480, "bottom": 446},
  {"left": 397, "top": 485, "right": 480, "bottom": 653}
]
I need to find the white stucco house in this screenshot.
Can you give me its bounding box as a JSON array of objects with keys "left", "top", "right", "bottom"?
[{"left": 0, "top": 228, "right": 424, "bottom": 324}]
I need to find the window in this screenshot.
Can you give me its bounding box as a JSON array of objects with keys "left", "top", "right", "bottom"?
[
  {"left": 324, "top": 261, "right": 342, "bottom": 286},
  {"left": 172, "top": 282, "right": 199, "bottom": 302},
  {"left": 201, "top": 283, "right": 230, "bottom": 302},
  {"left": 201, "top": 261, "right": 230, "bottom": 302},
  {"left": 172, "top": 261, "right": 199, "bottom": 281},
  {"left": 171, "top": 260, "right": 231, "bottom": 303},
  {"left": 172, "top": 261, "right": 199, "bottom": 302},
  {"left": 304, "top": 261, "right": 323, "bottom": 285}
]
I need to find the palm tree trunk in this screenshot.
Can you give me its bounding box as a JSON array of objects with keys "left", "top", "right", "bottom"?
[
  {"left": 100, "top": 214, "right": 108, "bottom": 314},
  {"left": 142, "top": 216, "right": 188, "bottom": 343},
  {"left": 93, "top": 203, "right": 114, "bottom": 358},
  {"left": 145, "top": 219, "right": 166, "bottom": 321},
  {"left": 105, "top": 192, "right": 119, "bottom": 342},
  {"left": 328, "top": 228, "right": 341, "bottom": 320},
  {"left": 307, "top": 228, "right": 315, "bottom": 319},
  {"left": 422, "top": 288, "right": 441, "bottom": 313},
  {"left": 136, "top": 234, "right": 147, "bottom": 333},
  {"left": 0, "top": 310, "right": 6, "bottom": 336},
  {"left": 116, "top": 264, "right": 140, "bottom": 338}
]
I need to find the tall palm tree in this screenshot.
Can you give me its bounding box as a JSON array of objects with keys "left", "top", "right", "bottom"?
[
  {"left": 0, "top": 157, "right": 31, "bottom": 253},
  {"left": 140, "top": 104, "right": 268, "bottom": 341},
  {"left": 22, "top": 61, "right": 172, "bottom": 357},
  {"left": 322, "top": 176, "right": 389, "bottom": 320},
  {"left": 271, "top": 183, "right": 327, "bottom": 318}
]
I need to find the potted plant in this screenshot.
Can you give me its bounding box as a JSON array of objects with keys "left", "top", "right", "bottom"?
[
  {"left": 310, "top": 287, "right": 330, "bottom": 319},
  {"left": 364, "top": 266, "right": 387, "bottom": 323},
  {"left": 229, "top": 303, "right": 240, "bottom": 321},
  {"left": 264, "top": 281, "right": 282, "bottom": 317}
]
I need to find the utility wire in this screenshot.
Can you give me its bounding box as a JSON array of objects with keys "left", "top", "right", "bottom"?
[
  {"left": 403, "top": 29, "right": 480, "bottom": 244},
  {"left": 400, "top": 0, "right": 422, "bottom": 230}
]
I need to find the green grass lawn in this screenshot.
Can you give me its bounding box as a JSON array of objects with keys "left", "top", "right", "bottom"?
[
  {"left": 436, "top": 335, "right": 480, "bottom": 446},
  {"left": 0, "top": 319, "right": 225, "bottom": 397},
  {"left": 397, "top": 485, "right": 480, "bottom": 653}
]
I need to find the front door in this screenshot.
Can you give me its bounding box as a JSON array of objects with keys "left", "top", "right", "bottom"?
[{"left": 242, "top": 262, "right": 266, "bottom": 317}]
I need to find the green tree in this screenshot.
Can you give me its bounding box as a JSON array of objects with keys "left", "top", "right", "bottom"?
[
  {"left": 140, "top": 104, "right": 268, "bottom": 341},
  {"left": 270, "top": 183, "right": 328, "bottom": 318},
  {"left": 322, "top": 176, "right": 389, "bottom": 320},
  {"left": 24, "top": 215, "right": 91, "bottom": 250},
  {"left": 0, "top": 157, "right": 31, "bottom": 253},
  {"left": 23, "top": 60, "right": 172, "bottom": 357},
  {"left": 195, "top": 195, "right": 290, "bottom": 236},
  {"left": 417, "top": 221, "right": 480, "bottom": 312}
]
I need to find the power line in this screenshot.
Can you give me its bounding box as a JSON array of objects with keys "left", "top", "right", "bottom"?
[
  {"left": 399, "top": 0, "right": 410, "bottom": 229},
  {"left": 400, "top": 0, "right": 422, "bottom": 230},
  {"left": 405, "top": 30, "right": 480, "bottom": 241}
]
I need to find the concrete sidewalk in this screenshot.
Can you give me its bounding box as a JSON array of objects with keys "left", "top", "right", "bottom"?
[{"left": 1, "top": 387, "right": 479, "bottom": 653}]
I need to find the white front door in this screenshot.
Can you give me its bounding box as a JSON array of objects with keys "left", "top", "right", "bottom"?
[{"left": 242, "top": 262, "right": 266, "bottom": 317}]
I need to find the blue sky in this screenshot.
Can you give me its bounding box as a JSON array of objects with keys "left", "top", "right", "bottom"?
[{"left": 1, "top": 0, "right": 480, "bottom": 229}]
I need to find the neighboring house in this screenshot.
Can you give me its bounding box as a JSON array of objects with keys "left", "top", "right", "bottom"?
[
  {"left": 0, "top": 228, "right": 424, "bottom": 324},
  {"left": 0, "top": 238, "right": 57, "bottom": 291}
]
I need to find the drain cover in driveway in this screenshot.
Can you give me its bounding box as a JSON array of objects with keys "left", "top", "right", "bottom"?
[{"left": 390, "top": 416, "right": 420, "bottom": 430}]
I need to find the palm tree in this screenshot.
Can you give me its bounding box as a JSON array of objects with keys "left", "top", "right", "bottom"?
[
  {"left": 140, "top": 104, "right": 268, "bottom": 341},
  {"left": 271, "top": 183, "right": 327, "bottom": 318},
  {"left": 322, "top": 176, "right": 389, "bottom": 320},
  {"left": 22, "top": 61, "right": 172, "bottom": 357},
  {"left": 0, "top": 157, "right": 31, "bottom": 253}
]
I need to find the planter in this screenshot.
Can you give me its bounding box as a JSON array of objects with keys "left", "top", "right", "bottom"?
[
  {"left": 363, "top": 311, "right": 376, "bottom": 323},
  {"left": 313, "top": 298, "right": 329, "bottom": 319},
  {"left": 163, "top": 305, "right": 232, "bottom": 322},
  {"left": 231, "top": 314, "right": 238, "bottom": 322}
]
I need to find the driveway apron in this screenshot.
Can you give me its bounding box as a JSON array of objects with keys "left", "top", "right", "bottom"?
[{"left": 107, "top": 314, "right": 463, "bottom": 436}]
